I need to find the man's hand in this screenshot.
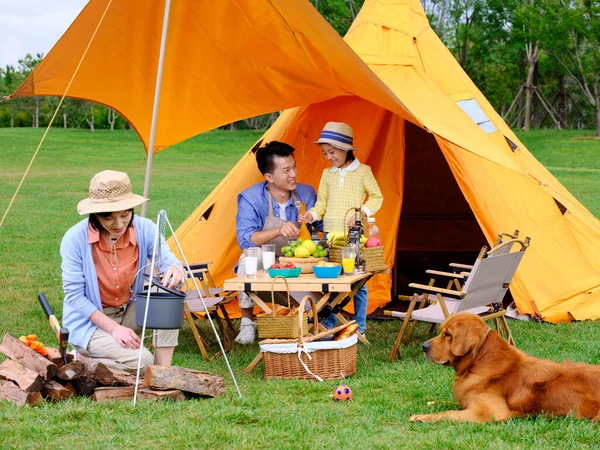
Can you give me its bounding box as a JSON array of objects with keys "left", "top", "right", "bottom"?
[
  {"left": 111, "top": 324, "right": 141, "bottom": 349},
  {"left": 279, "top": 222, "right": 300, "bottom": 238}
]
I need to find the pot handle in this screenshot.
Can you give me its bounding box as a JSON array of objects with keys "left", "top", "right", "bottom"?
[{"left": 130, "top": 262, "right": 187, "bottom": 297}]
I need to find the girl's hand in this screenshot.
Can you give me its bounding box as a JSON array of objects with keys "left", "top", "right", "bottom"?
[
  {"left": 279, "top": 222, "right": 300, "bottom": 238},
  {"left": 298, "top": 213, "right": 313, "bottom": 223},
  {"left": 111, "top": 324, "right": 141, "bottom": 349},
  {"left": 162, "top": 265, "right": 185, "bottom": 288}
]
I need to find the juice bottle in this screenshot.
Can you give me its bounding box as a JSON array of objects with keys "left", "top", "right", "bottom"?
[{"left": 367, "top": 217, "right": 380, "bottom": 239}]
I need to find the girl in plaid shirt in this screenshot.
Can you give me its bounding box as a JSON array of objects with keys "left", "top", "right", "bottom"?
[{"left": 300, "top": 122, "right": 383, "bottom": 335}]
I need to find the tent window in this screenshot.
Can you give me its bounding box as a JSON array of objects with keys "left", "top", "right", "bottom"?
[
  {"left": 553, "top": 198, "right": 568, "bottom": 215},
  {"left": 250, "top": 139, "right": 264, "bottom": 154},
  {"left": 456, "top": 99, "right": 497, "bottom": 134},
  {"left": 504, "top": 136, "right": 519, "bottom": 152},
  {"left": 201, "top": 204, "right": 215, "bottom": 221}
]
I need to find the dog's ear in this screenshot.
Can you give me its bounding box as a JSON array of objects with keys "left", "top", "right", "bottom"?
[{"left": 450, "top": 324, "right": 484, "bottom": 357}]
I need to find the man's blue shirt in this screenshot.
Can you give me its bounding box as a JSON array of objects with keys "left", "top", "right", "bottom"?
[{"left": 236, "top": 181, "right": 319, "bottom": 250}]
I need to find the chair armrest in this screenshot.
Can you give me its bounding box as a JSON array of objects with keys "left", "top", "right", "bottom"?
[
  {"left": 449, "top": 263, "right": 473, "bottom": 270},
  {"left": 408, "top": 283, "right": 465, "bottom": 298},
  {"left": 425, "top": 270, "right": 465, "bottom": 280}
]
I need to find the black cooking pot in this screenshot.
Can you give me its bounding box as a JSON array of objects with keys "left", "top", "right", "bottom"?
[{"left": 135, "top": 275, "right": 185, "bottom": 329}]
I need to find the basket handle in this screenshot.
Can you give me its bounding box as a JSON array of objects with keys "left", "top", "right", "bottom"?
[
  {"left": 270, "top": 275, "right": 291, "bottom": 316},
  {"left": 297, "top": 295, "right": 318, "bottom": 343},
  {"left": 343, "top": 207, "right": 367, "bottom": 242}
]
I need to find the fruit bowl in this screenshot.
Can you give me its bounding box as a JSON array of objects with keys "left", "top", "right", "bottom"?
[
  {"left": 279, "top": 257, "right": 325, "bottom": 274},
  {"left": 312, "top": 264, "right": 342, "bottom": 278},
  {"left": 267, "top": 267, "right": 302, "bottom": 278}
]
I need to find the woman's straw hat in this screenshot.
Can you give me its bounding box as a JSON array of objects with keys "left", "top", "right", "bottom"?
[
  {"left": 313, "top": 122, "right": 358, "bottom": 151},
  {"left": 77, "top": 170, "right": 148, "bottom": 215}
]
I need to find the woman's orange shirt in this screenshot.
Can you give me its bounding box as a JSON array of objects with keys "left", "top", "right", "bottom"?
[{"left": 88, "top": 224, "right": 139, "bottom": 307}]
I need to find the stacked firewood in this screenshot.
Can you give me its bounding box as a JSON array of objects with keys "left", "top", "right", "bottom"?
[{"left": 0, "top": 333, "right": 225, "bottom": 405}]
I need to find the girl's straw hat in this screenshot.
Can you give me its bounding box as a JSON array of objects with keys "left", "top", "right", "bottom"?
[
  {"left": 77, "top": 170, "right": 148, "bottom": 215},
  {"left": 313, "top": 121, "right": 358, "bottom": 151}
]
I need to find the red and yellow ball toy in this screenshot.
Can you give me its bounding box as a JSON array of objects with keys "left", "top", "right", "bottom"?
[{"left": 333, "top": 385, "right": 352, "bottom": 401}]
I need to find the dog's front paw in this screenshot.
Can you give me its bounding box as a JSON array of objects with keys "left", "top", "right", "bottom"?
[{"left": 409, "top": 414, "right": 427, "bottom": 422}]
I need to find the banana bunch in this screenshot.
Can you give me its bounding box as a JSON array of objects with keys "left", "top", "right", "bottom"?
[
  {"left": 327, "top": 232, "right": 368, "bottom": 249},
  {"left": 327, "top": 232, "right": 347, "bottom": 249}
]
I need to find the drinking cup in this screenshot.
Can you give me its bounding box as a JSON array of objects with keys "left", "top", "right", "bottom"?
[
  {"left": 261, "top": 244, "right": 276, "bottom": 272},
  {"left": 341, "top": 247, "right": 356, "bottom": 275},
  {"left": 244, "top": 247, "right": 260, "bottom": 278}
]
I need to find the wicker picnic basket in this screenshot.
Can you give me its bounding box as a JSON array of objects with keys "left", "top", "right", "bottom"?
[
  {"left": 327, "top": 208, "right": 385, "bottom": 273},
  {"left": 260, "top": 296, "right": 358, "bottom": 380},
  {"left": 257, "top": 276, "right": 309, "bottom": 339},
  {"left": 329, "top": 246, "right": 385, "bottom": 273},
  {"left": 278, "top": 256, "right": 325, "bottom": 274}
]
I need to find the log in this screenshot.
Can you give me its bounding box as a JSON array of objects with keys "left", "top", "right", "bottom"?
[
  {"left": 45, "top": 347, "right": 74, "bottom": 367},
  {"left": 42, "top": 380, "right": 75, "bottom": 402},
  {"left": 0, "top": 359, "right": 44, "bottom": 392},
  {"left": 80, "top": 361, "right": 136, "bottom": 386},
  {"left": 91, "top": 386, "right": 135, "bottom": 403},
  {"left": 138, "top": 388, "right": 186, "bottom": 402},
  {"left": 0, "top": 379, "right": 43, "bottom": 406},
  {"left": 73, "top": 378, "right": 97, "bottom": 396},
  {"left": 62, "top": 382, "right": 77, "bottom": 397},
  {"left": 0, "top": 334, "right": 57, "bottom": 379},
  {"left": 56, "top": 361, "right": 83, "bottom": 381},
  {"left": 143, "top": 365, "right": 225, "bottom": 397}
]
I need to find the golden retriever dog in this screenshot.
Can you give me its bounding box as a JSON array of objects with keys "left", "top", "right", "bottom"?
[{"left": 410, "top": 312, "right": 600, "bottom": 423}]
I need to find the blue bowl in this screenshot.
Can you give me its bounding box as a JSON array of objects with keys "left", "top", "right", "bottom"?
[
  {"left": 312, "top": 265, "right": 342, "bottom": 278},
  {"left": 268, "top": 267, "right": 302, "bottom": 278}
]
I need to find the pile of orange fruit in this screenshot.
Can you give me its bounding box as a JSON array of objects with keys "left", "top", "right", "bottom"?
[{"left": 18, "top": 334, "right": 48, "bottom": 357}]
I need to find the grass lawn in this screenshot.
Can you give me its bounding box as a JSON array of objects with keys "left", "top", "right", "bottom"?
[{"left": 0, "top": 127, "right": 599, "bottom": 449}]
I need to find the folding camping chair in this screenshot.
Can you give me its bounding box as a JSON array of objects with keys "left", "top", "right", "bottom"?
[
  {"left": 385, "top": 236, "right": 530, "bottom": 362},
  {"left": 184, "top": 261, "right": 236, "bottom": 361},
  {"left": 448, "top": 230, "right": 521, "bottom": 281}
]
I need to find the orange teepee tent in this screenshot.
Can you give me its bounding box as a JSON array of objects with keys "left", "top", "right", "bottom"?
[{"left": 173, "top": 0, "right": 600, "bottom": 323}]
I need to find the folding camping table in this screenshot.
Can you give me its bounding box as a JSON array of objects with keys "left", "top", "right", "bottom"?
[{"left": 223, "top": 271, "right": 372, "bottom": 344}]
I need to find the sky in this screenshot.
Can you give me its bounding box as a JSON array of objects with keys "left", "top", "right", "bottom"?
[{"left": 0, "top": 0, "right": 88, "bottom": 68}]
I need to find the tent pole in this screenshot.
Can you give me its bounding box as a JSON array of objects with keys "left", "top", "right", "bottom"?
[{"left": 141, "top": 0, "right": 172, "bottom": 217}]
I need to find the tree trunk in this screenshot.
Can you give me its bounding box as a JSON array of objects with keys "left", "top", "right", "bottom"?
[
  {"left": 107, "top": 107, "right": 117, "bottom": 130},
  {"left": 523, "top": 44, "right": 540, "bottom": 132},
  {"left": 532, "top": 65, "right": 540, "bottom": 128},
  {"left": 35, "top": 97, "right": 39, "bottom": 128},
  {"left": 558, "top": 76, "right": 567, "bottom": 129},
  {"left": 10, "top": 112, "right": 14, "bottom": 128},
  {"left": 85, "top": 105, "right": 95, "bottom": 132},
  {"left": 63, "top": 112, "right": 67, "bottom": 129},
  {"left": 594, "top": 71, "right": 600, "bottom": 138}
]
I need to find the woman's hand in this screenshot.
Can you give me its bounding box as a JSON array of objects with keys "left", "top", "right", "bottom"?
[
  {"left": 298, "top": 213, "right": 313, "bottom": 223},
  {"left": 278, "top": 222, "right": 300, "bottom": 238},
  {"left": 111, "top": 324, "right": 141, "bottom": 349},
  {"left": 162, "top": 265, "right": 186, "bottom": 288}
]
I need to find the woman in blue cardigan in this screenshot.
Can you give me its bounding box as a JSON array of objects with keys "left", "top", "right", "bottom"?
[{"left": 61, "top": 170, "right": 184, "bottom": 374}]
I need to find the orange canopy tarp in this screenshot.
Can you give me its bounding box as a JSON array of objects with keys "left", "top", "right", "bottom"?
[{"left": 11, "top": 0, "right": 416, "bottom": 151}]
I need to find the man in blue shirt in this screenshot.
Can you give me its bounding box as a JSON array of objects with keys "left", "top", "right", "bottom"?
[{"left": 235, "top": 141, "right": 318, "bottom": 344}]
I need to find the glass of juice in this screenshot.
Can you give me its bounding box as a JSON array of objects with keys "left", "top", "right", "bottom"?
[{"left": 342, "top": 247, "right": 356, "bottom": 275}]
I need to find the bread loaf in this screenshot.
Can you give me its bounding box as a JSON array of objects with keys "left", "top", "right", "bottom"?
[
  {"left": 332, "top": 323, "right": 359, "bottom": 341},
  {"left": 274, "top": 306, "right": 291, "bottom": 316}
]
